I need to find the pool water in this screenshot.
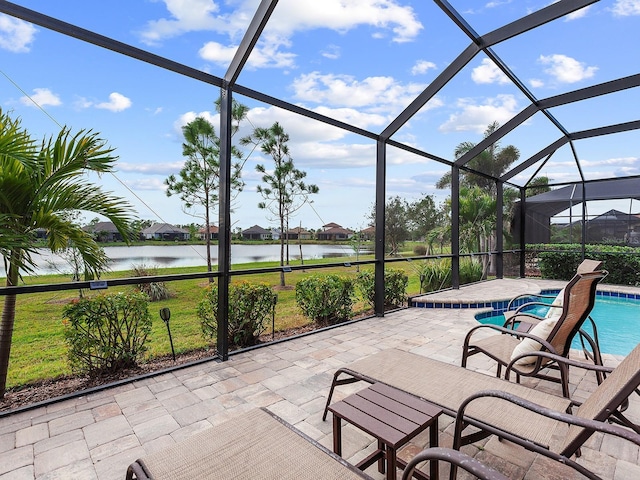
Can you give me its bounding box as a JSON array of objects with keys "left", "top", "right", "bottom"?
[{"left": 476, "top": 293, "right": 640, "bottom": 356}]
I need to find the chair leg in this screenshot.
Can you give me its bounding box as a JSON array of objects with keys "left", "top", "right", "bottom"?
[{"left": 322, "top": 369, "right": 366, "bottom": 421}]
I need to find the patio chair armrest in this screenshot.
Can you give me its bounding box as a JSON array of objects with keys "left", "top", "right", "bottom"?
[
  {"left": 511, "top": 301, "right": 560, "bottom": 316},
  {"left": 464, "top": 323, "right": 526, "bottom": 342},
  {"left": 453, "top": 389, "right": 640, "bottom": 456},
  {"left": 502, "top": 311, "right": 544, "bottom": 329},
  {"left": 505, "top": 350, "right": 614, "bottom": 387},
  {"left": 401, "top": 447, "right": 509, "bottom": 480}
]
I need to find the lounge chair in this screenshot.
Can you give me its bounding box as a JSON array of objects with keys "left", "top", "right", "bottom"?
[
  {"left": 126, "top": 407, "right": 372, "bottom": 480},
  {"left": 502, "top": 259, "right": 604, "bottom": 372},
  {"left": 461, "top": 267, "right": 607, "bottom": 397},
  {"left": 323, "top": 344, "right": 640, "bottom": 479}
]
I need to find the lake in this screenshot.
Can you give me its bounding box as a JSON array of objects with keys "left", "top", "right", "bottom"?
[{"left": 12, "top": 244, "right": 364, "bottom": 276}]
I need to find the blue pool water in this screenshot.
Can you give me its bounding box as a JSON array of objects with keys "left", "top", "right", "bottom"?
[{"left": 475, "top": 291, "right": 640, "bottom": 356}]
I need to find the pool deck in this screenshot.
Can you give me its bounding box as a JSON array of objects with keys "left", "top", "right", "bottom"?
[{"left": 1, "top": 278, "right": 639, "bottom": 479}]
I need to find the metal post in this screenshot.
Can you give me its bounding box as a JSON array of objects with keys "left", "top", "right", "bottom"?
[
  {"left": 519, "top": 188, "right": 526, "bottom": 278},
  {"left": 374, "top": 138, "right": 386, "bottom": 316},
  {"left": 451, "top": 166, "right": 460, "bottom": 289},
  {"left": 217, "top": 85, "right": 232, "bottom": 361},
  {"left": 581, "top": 182, "right": 587, "bottom": 260},
  {"left": 496, "top": 181, "right": 504, "bottom": 279}
]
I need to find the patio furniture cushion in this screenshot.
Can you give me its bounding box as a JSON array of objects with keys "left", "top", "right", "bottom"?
[
  {"left": 510, "top": 316, "right": 560, "bottom": 365},
  {"left": 544, "top": 288, "right": 564, "bottom": 318}
]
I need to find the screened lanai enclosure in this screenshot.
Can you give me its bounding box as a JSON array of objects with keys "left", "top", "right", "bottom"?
[{"left": 1, "top": 0, "right": 640, "bottom": 363}]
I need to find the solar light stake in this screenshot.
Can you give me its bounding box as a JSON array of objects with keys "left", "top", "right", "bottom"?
[{"left": 159, "top": 307, "right": 176, "bottom": 362}]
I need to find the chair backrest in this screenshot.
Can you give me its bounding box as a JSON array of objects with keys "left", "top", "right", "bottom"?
[
  {"left": 561, "top": 342, "right": 640, "bottom": 456},
  {"left": 576, "top": 258, "right": 603, "bottom": 274},
  {"left": 546, "top": 269, "right": 607, "bottom": 356}
]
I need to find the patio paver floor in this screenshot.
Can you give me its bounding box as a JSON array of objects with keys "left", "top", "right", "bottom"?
[{"left": 0, "top": 278, "right": 638, "bottom": 479}]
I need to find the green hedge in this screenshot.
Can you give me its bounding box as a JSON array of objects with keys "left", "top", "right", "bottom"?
[
  {"left": 197, "top": 281, "right": 277, "bottom": 348},
  {"left": 529, "top": 244, "right": 640, "bottom": 285},
  {"left": 356, "top": 268, "right": 408, "bottom": 309},
  {"left": 295, "top": 274, "right": 355, "bottom": 325}
]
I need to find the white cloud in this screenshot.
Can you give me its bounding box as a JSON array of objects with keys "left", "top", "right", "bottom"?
[
  {"left": 140, "top": 0, "right": 422, "bottom": 69},
  {"left": 565, "top": 5, "right": 592, "bottom": 20},
  {"left": 538, "top": 54, "right": 597, "bottom": 83},
  {"left": 73, "top": 97, "right": 93, "bottom": 109},
  {"left": 95, "top": 92, "right": 132, "bottom": 112},
  {"left": 173, "top": 110, "right": 219, "bottom": 136},
  {"left": 0, "top": 14, "right": 37, "bottom": 53},
  {"left": 125, "top": 177, "right": 169, "bottom": 192},
  {"left": 485, "top": 0, "right": 512, "bottom": 8},
  {"left": 198, "top": 41, "right": 239, "bottom": 64},
  {"left": 119, "top": 161, "right": 185, "bottom": 175},
  {"left": 321, "top": 44, "right": 341, "bottom": 60},
  {"left": 529, "top": 78, "right": 544, "bottom": 88},
  {"left": 199, "top": 36, "right": 297, "bottom": 69},
  {"left": 612, "top": 0, "right": 640, "bottom": 16},
  {"left": 20, "top": 88, "right": 61, "bottom": 108},
  {"left": 471, "top": 58, "right": 510, "bottom": 85},
  {"left": 290, "top": 72, "right": 427, "bottom": 115},
  {"left": 411, "top": 60, "right": 436, "bottom": 76},
  {"left": 579, "top": 156, "right": 639, "bottom": 168},
  {"left": 138, "top": 0, "right": 226, "bottom": 45},
  {"left": 438, "top": 94, "right": 519, "bottom": 134}
]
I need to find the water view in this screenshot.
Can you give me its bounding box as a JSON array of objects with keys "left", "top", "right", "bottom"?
[{"left": 12, "top": 244, "right": 363, "bottom": 276}]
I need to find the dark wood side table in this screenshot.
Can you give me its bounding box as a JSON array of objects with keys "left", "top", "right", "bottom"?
[{"left": 328, "top": 382, "right": 442, "bottom": 480}]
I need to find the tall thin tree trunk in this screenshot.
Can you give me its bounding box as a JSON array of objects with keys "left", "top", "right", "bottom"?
[
  {"left": 205, "top": 189, "right": 213, "bottom": 283},
  {"left": 0, "top": 252, "right": 20, "bottom": 398},
  {"left": 279, "top": 217, "right": 286, "bottom": 287}
]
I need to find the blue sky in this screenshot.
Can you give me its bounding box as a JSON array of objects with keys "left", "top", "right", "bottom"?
[{"left": 1, "top": 0, "right": 640, "bottom": 231}]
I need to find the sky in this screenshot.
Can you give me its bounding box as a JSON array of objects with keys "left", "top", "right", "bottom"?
[{"left": 1, "top": 0, "right": 640, "bottom": 232}]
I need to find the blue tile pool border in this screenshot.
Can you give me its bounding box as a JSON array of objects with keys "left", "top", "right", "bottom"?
[{"left": 411, "top": 289, "right": 640, "bottom": 316}]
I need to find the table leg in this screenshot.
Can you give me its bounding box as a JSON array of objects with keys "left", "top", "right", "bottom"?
[
  {"left": 378, "top": 439, "right": 385, "bottom": 474},
  {"left": 333, "top": 415, "right": 342, "bottom": 456},
  {"left": 430, "top": 417, "right": 439, "bottom": 480},
  {"left": 386, "top": 446, "right": 397, "bottom": 480}
]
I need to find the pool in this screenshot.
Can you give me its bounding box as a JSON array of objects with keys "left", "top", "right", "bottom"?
[{"left": 475, "top": 291, "right": 640, "bottom": 356}]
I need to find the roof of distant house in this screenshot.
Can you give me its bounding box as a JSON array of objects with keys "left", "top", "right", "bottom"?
[
  {"left": 287, "top": 226, "right": 311, "bottom": 234},
  {"left": 86, "top": 221, "right": 119, "bottom": 233},
  {"left": 323, "top": 222, "right": 341, "bottom": 229},
  {"left": 142, "top": 223, "right": 188, "bottom": 234},
  {"left": 243, "top": 225, "right": 271, "bottom": 234},
  {"left": 321, "top": 226, "right": 353, "bottom": 235},
  {"left": 199, "top": 225, "right": 219, "bottom": 234}
]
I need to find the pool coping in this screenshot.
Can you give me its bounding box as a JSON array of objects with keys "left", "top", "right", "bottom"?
[{"left": 411, "top": 285, "right": 640, "bottom": 320}]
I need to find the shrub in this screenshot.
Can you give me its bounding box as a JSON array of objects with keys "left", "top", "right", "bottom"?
[
  {"left": 530, "top": 244, "right": 640, "bottom": 285},
  {"left": 413, "top": 244, "right": 427, "bottom": 256},
  {"left": 295, "top": 275, "right": 355, "bottom": 325},
  {"left": 417, "top": 259, "right": 451, "bottom": 292},
  {"left": 63, "top": 292, "right": 152, "bottom": 375},
  {"left": 197, "top": 282, "right": 277, "bottom": 348},
  {"left": 356, "top": 268, "right": 408, "bottom": 309},
  {"left": 417, "top": 258, "right": 482, "bottom": 292},
  {"left": 131, "top": 263, "right": 171, "bottom": 301},
  {"left": 459, "top": 258, "right": 483, "bottom": 285}
]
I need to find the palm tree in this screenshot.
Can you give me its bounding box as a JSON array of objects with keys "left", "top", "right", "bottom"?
[
  {"left": 0, "top": 109, "right": 135, "bottom": 398},
  {"left": 436, "top": 121, "right": 520, "bottom": 195}
]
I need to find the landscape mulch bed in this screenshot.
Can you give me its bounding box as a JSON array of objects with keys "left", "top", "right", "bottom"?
[{"left": 0, "top": 323, "right": 321, "bottom": 413}]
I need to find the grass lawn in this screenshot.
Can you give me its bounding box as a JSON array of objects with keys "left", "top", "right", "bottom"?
[{"left": 3, "top": 250, "right": 432, "bottom": 389}]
